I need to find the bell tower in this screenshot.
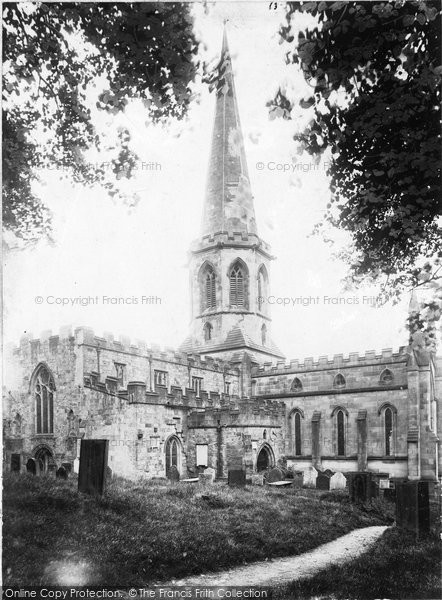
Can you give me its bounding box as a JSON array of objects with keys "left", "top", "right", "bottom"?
[{"left": 180, "top": 28, "right": 284, "bottom": 364}]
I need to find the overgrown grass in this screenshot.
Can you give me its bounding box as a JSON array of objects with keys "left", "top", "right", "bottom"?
[
  {"left": 3, "top": 473, "right": 393, "bottom": 587},
  {"left": 276, "top": 527, "right": 441, "bottom": 600}
]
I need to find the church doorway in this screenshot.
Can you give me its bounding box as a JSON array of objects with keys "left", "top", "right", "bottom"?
[
  {"left": 165, "top": 436, "right": 181, "bottom": 480},
  {"left": 256, "top": 444, "right": 274, "bottom": 472},
  {"left": 34, "top": 446, "right": 55, "bottom": 475}
]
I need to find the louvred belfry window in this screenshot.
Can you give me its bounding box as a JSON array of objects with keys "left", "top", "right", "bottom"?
[
  {"left": 230, "top": 263, "right": 244, "bottom": 306},
  {"left": 205, "top": 268, "right": 216, "bottom": 309}
]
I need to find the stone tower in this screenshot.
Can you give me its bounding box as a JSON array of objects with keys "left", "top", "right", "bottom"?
[{"left": 181, "top": 28, "right": 284, "bottom": 366}]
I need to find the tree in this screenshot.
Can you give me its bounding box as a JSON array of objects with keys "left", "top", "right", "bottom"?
[
  {"left": 2, "top": 2, "right": 199, "bottom": 244},
  {"left": 270, "top": 0, "right": 441, "bottom": 350}
]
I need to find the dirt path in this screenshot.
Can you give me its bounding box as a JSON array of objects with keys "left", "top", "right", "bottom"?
[{"left": 169, "top": 526, "right": 389, "bottom": 587}]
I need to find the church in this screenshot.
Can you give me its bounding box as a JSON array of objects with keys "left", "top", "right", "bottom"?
[{"left": 3, "top": 31, "right": 441, "bottom": 486}]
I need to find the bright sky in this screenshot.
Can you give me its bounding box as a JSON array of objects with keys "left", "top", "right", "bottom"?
[{"left": 3, "top": 2, "right": 411, "bottom": 361}]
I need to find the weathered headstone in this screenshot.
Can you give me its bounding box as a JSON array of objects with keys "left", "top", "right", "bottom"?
[
  {"left": 61, "top": 462, "right": 72, "bottom": 475},
  {"left": 316, "top": 469, "right": 334, "bottom": 490},
  {"left": 266, "top": 467, "right": 284, "bottom": 483},
  {"left": 26, "top": 458, "right": 37, "bottom": 475},
  {"left": 56, "top": 466, "right": 68, "bottom": 480},
  {"left": 291, "top": 471, "right": 304, "bottom": 488},
  {"left": 228, "top": 469, "right": 246, "bottom": 486},
  {"left": 251, "top": 473, "right": 264, "bottom": 486},
  {"left": 348, "top": 472, "right": 376, "bottom": 503},
  {"left": 78, "top": 439, "right": 109, "bottom": 496},
  {"left": 10, "top": 453, "right": 21, "bottom": 472},
  {"left": 330, "top": 471, "right": 347, "bottom": 491},
  {"left": 199, "top": 467, "right": 215, "bottom": 485},
  {"left": 396, "top": 480, "right": 430, "bottom": 535},
  {"left": 303, "top": 466, "right": 318, "bottom": 488},
  {"left": 167, "top": 465, "right": 180, "bottom": 482}
]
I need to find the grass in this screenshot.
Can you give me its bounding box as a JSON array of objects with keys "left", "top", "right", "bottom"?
[
  {"left": 3, "top": 473, "right": 394, "bottom": 587},
  {"left": 275, "top": 527, "right": 441, "bottom": 600}
]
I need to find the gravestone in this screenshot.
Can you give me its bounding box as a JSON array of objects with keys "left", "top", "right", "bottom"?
[
  {"left": 56, "top": 466, "right": 68, "bottom": 480},
  {"left": 73, "top": 458, "right": 80, "bottom": 474},
  {"left": 199, "top": 467, "right": 215, "bottom": 485},
  {"left": 396, "top": 481, "right": 430, "bottom": 535},
  {"left": 26, "top": 458, "right": 36, "bottom": 475},
  {"left": 303, "top": 466, "right": 318, "bottom": 488},
  {"left": 348, "top": 472, "right": 376, "bottom": 503},
  {"left": 167, "top": 465, "right": 180, "bottom": 482},
  {"left": 251, "top": 473, "right": 264, "bottom": 486},
  {"left": 266, "top": 467, "right": 284, "bottom": 483},
  {"left": 10, "top": 453, "right": 21, "bottom": 472},
  {"left": 316, "top": 469, "right": 334, "bottom": 490},
  {"left": 330, "top": 471, "right": 347, "bottom": 491},
  {"left": 291, "top": 471, "right": 304, "bottom": 488},
  {"left": 78, "top": 439, "right": 109, "bottom": 496},
  {"left": 228, "top": 469, "right": 246, "bottom": 486},
  {"left": 61, "top": 462, "right": 72, "bottom": 475},
  {"left": 106, "top": 466, "right": 113, "bottom": 481}
]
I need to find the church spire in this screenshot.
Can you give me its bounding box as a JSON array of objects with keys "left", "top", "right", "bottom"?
[{"left": 201, "top": 27, "right": 257, "bottom": 237}]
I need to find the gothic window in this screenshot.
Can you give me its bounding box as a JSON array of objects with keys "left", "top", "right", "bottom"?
[
  {"left": 229, "top": 261, "right": 246, "bottom": 307},
  {"left": 34, "top": 365, "right": 55, "bottom": 434},
  {"left": 380, "top": 369, "right": 394, "bottom": 385},
  {"left": 204, "top": 322, "right": 213, "bottom": 341},
  {"left": 385, "top": 407, "right": 393, "bottom": 456},
  {"left": 261, "top": 324, "right": 267, "bottom": 346},
  {"left": 114, "top": 362, "right": 126, "bottom": 386},
  {"left": 336, "top": 409, "right": 345, "bottom": 456},
  {"left": 333, "top": 373, "right": 346, "bottom": 389},
  {"left": 224, "top": 380, "right": 231, "bottom": 395},
  {"left": 192, "top": 376, "right": 203, "bottom": 397},
  {"left": 257, "top": 265, "right": 268, "bottom": 311},
  {"left": 291, "top": 377, "right": 302, "bottom": 392},
  {"left": 204, "top": 266, "right": 216, "bottom": 309},
  {"left": 154, "top": 370, "right": 167, "bottom": 387},
  {"left": 289, "top": 409, "right": 303, "bottom": 456},
  {"left": 165, "top": 436, "right": 180, "bottom": 478}
]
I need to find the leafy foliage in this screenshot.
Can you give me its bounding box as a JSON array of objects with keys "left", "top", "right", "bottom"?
[
  {"left": 271, "top": 0, "right": 441, "bottom": 350},
  {"left": 2, "top": 2, "right": 199, "bottom": 243}
]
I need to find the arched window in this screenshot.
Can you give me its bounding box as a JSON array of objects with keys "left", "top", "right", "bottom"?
[
  {"left": 229, "top": 261, "right": 246, "bottom": 307},
  {"left": 288, "top": 409, "right": 303, "bottom": 456},
  {"left": 204, "top": 322, "right": 213, "bottom": 341},
  {"left": 333, "top": 373, "right": 346, "bottom": 389},
  {"left": 336, "top": 410, "right": 345, "bottom": 456},
  {"left": 165, "top": 436, "right": 180, "bottom": 479},
  {"left": 261, "top": 324, "right": 267, "bottom": 346},
  {"left": 257, "top": 265, "right": 268, "bottom": 311},
  {"left": 203, "top": 265, "right": 216, "bottom": 310},
  {"left": 34, "top": 365, "right": 55, "bottom": 434},
  {"left": 385, "top": 407, "right": 393, "bottom": 456},
  {"left": 380, "top": 369, "right": 394, "bottom": 385},
  {"left": 291, "top": 377, "right": 302, "bottom": 392}
]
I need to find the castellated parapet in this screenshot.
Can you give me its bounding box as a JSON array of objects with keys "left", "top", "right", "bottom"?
[
  {"left": 190, "top": 231, "right": 274, "bottom": 258},
  {"left": 252, "top": 347, "right": 409, "bottom": 377}
]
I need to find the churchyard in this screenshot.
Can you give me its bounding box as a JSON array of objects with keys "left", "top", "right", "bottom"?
[{"left": 3, "top": 469, "right": 440, "bottom": 598}]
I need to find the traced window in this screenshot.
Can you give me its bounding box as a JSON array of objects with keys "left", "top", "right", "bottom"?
[
  {"left": 385, "top": 407, "right": 393, "bottom": 456},
  {"left": 336, "top": 409, "right": 345, "bottom": 456},
  {"left": 165, "top": 436, "right": 180, "bottom": 478},
  {"left": 192, "top": 376, "right": 203, "bottom": 397},
  {"left": 380, "top": 369, "right": 394, "bottom": 385},
  {"left": 229, "top": 261, "right": 246, "bottom": 307},
  {"left": 204, "top": 322, "right": 213, "bottom": 341},
  {"left": 333, "top": 373, "right": 346, "bottom": 389},
  {"left": 196, "top": 444, "right": 208, "bottom": 467},
  {"left": 114, "top": 362, "right": 126, "bottom": 386},
  {"left": 261, "top": 323, "right": 267, "bottom": 346},
  {"left": 291, "top": 377, "right": 303, "bottom": 392},
  {"left": 154, "top": 370, "right": 167, "bottom": 387},
  {"left": 34, "top": 365, "right": 55, "bottom": 434}
]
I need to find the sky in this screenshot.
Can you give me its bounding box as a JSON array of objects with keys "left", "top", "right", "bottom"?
[{"left": 3, "top": 1, "right": 412, "bottom": 361}]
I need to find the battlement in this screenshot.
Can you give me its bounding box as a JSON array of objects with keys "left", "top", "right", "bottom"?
[
  {"left": 191, "top": 231, "right": 273, "bottom": 256},
  {"left": 16, "top": 325, "right": 239, "bottom": 375},
  {"left": 251, "top": 347, "right": 409, "bottom": 376},
  {"left": 187, "top": 396, "right": 285, "bottom": 427},
  {"left": 83, "top": 372, "right": 281, "bottom": 417}
]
